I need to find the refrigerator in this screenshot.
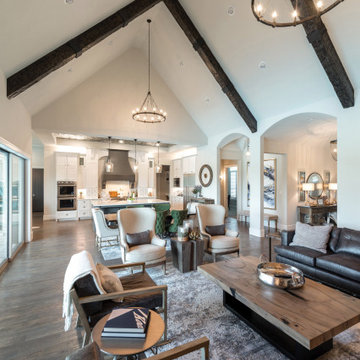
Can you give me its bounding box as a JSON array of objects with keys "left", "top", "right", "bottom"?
[{"left": 183, "top": 174, "right": 196, "bottom": 209}]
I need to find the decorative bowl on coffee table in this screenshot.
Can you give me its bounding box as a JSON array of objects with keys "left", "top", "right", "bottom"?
[{"left": 257, "top": 262, "right": 305, "bottom": 289}]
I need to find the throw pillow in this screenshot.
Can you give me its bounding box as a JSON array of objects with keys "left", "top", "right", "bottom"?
[
  {"left": 290, "top": 222, "right": 333, "bottom": 254},
  {"left": 96, "top": 263, "right": 123, "bottom": 302},
  {"left": 126, "top": 230, "right": 151, "bottom": 248},
  {"left": 205, "top": 224, "right": 226, "bottom": 236}
]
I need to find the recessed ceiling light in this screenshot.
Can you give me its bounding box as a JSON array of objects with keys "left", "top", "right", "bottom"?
[
  {"left": 205, "top": 97, "right": 210, "bottom": 103},
  {"left": 258, "top": 61, "right": 266, "bottom": 69},
  {"left": 65, "top": 0, "right": 74, "bottom": 4},
  {"left": 227, "top": 6, "right": 235, "bottom": 16}
]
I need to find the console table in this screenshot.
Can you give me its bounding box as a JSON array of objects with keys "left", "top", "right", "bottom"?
[{"left": 297, "top": 205, "right": 337, "bottom": 225}]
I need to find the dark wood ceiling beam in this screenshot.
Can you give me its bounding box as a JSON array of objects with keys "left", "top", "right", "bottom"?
[
  {"left": 164, "top": 0, "right": 257, "bottom": 133},
  {"left": 291, "top": 0, "right": 354, "bottom": 108},
  {"left": 7, "top": 0, "right": 162, "bottom": 99}
]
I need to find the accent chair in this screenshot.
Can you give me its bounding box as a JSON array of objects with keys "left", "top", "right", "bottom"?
[
  {"left": 117, "top": 208, "right": 167, "bottom": 273},
  {"left": 92, "top": 208, "right": 120, "bottom": 249},
  {"left": 197, "top": 204, "right": 239, "bottom": 262}
]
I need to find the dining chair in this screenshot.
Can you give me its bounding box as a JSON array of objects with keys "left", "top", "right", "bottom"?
[{"left": 91, "top": 208, "right": 119, "bottom": 249}]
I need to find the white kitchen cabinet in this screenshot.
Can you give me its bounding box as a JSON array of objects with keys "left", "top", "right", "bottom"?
[
  {"left": 182, "top": 156, "right": 196, "bottom": 174},
  {"left": 78, "top": 199, "right": 92, "bottom": 220},
  {"left": 173, "top": 159, "right": 182, "bottom": 179},
  {"left": 56, "top": 153, "right": 78, "bottom": 181},
  {"left": 56, "top": 210, "right": 78, "bottom": 221}
]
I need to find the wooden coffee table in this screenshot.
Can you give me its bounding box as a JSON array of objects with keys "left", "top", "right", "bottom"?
[
  {"left": 198, "top": 256, "right": 360, "bottom": 360},
  {"left": 92, "top": 310, "right": 164, "bottom": 359}
]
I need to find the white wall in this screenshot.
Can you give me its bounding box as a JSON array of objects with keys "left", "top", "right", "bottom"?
[
  {"left": 32, "top": 48, "right": 207, "bottom": 147},
  {"left": 32, "top": 145, "right": 44, "bottom": 169}
]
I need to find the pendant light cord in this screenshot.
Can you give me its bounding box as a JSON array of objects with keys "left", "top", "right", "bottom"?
[{"left": 147, "top": 19, "right": 151, "bottom": 94}]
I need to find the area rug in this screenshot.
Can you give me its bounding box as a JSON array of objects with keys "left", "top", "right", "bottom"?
[{"left": 101, "top": 246, "right": 360, "bottom": 359}]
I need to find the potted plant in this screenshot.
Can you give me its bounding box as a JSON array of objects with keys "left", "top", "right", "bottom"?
[{"left": 192, "top": 185, "right": 202, "bottom": 198}]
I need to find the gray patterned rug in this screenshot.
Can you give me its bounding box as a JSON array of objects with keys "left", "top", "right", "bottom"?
[{"left": 101, "top": 247, "right": 360, "bottom": 359}]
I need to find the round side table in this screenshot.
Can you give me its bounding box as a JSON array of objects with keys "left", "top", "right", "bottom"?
[{"left": 92, "top": 310, "right": 164, "bottom": 359}]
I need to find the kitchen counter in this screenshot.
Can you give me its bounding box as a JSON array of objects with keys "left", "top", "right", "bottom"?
[{"left": 91, "top": 198, "right": 169, "bottom": 211}]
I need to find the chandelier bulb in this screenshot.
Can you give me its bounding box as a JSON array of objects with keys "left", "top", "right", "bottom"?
[
  {"left": 256, "top": 4, "right": 263, "bottom": 14},
  {"left": 292, "top": 10, "right": 298, "bottom": 18},
  {"left": 316, "top": 1, "right": 324, "bottom": 9},
  {"left": 272, "top": 10, "right": 278, "bottom": 19}
]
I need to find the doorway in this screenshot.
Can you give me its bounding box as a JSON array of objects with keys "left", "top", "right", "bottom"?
[
  {"left": 227, "top": 166, "right": 238, "bottom": 218},
  {"left": 32, "top": 169, "right": 44, "bottom": 213}
]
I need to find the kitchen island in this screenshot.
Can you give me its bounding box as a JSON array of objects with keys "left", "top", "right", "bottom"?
[{"left": 91, "top": 198, "right": 170, "bottom": 214}]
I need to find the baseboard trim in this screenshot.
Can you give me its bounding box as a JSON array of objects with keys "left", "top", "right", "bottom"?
[
  {"left": 43, "top": 214, "right": 56, "bottom": 221},
  {"left": 249, "top": 227, "right": 264, "bottom": 238}
]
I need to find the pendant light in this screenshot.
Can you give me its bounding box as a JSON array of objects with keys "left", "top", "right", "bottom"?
[
  {"left": 133, "top": 139, "right": 138, "bottom": 171},
  {"left": 132, "top": 19, "right": 167, "bottom": 123},
  {"left": 105, "top": 136, "right": 114, "bottom": 173},
  {"left": 156, "top": 141, "right": 162, "bottom": 173}
]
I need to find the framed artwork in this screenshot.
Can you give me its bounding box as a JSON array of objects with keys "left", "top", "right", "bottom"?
[
  {"left": 247, "top": 162, "right": 250, "bottom": 207},
  {"left": 264, "top": 159, "right": 276, "bottom": 210},
  {"left": 298, "top": 171, "right": 306, "bottom": 202},
  {"left": 323, "top": 170, "right": 331, "bottom": 199},
  {"left": 199, "top": 164, "right": 213, "bottom": 187}
]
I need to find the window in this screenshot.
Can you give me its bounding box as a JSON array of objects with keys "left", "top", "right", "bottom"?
[{"left": 229, "top": 167, "right": 237, "bottom": 198}]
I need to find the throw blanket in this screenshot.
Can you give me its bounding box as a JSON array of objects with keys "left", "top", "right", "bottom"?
[{"left": 62, "top": 250, "right": 105, "bottom": 331}]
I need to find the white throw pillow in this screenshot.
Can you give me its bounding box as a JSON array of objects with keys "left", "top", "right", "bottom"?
[
  {"left": 290, "top": 222, "right": 333, "bottom": 254},
  {"left": 96, "top": 263, "right": 124, "bottom": 302}
]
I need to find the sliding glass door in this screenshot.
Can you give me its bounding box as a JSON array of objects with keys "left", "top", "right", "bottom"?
[
  {"left": 0, "top": 150, "right": 8, "bottom": 267},
  {"left": 9, "top": 154, "right": 25, "bottom": 257}
]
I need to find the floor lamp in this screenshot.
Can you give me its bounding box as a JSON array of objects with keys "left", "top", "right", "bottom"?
[{"left": 302, "top": 183, "right": 315, "bottom": 206}]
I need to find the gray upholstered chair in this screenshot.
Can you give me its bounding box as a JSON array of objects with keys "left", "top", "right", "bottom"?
[
  {"left": 92, "top": 208, "right": 119, "bottom": 249},
  {"left": 197, "top": 204, "right": 239, "bottom": 262},
  {"left": 117, "top": 208, "right": 167, "bottom": 273}
]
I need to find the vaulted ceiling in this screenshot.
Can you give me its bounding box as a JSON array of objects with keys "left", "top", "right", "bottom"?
[{"left": 1, "top": 0, "right": 358, "bottom": 142}]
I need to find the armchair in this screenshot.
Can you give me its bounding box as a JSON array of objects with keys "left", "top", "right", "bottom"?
[
  {"left": 68, "top": 258, "right": 167, "bottom": 347},
  {"left": 92, "top": 208, "right": 119, "bottom": 249},
  {"left": 197, "top": 204, "right": 239, "bottom": 262},
  {"left": 117, "top": 208, "right": 167, "bottom": 273}
]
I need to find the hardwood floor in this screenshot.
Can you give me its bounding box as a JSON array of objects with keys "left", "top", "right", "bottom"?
[{"left": 0, "top": 216, "right": 273, "bottom": 360}]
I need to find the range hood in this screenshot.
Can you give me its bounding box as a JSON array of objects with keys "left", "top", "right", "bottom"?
[{"left": 100, "top": 150, "right": 135, "bottom": 188}]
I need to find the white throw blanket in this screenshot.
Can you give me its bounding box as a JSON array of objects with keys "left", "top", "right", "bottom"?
[{"left": 62, "top": 250, "right": 105, "bottom": 331}]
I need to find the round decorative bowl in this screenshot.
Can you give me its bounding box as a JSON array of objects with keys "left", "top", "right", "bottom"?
[{"left": 257, "top": 262, "right": 305, "bottom": 289}]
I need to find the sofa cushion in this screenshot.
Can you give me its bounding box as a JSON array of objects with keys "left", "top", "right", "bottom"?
[
  {"left": 126, "top": 244, "right": 166, "bottom": 263},
  {"left": 209, "top": 235, "right": 239, "bottom": 249},
  {"left": 205, "top": 224, "right": 225, "bottom": 236},
  {"left": 328, "top": 227, "right": 342, "bottom": 253},
  {"left": 290, "top": 222, "right": 333, "bottom": 254},
  {"left": 335, "top": 228, "right": 360, "bottom": 257},
  {"left": 274, "top": 245, "right": 326, "bottom": 267},
  {"left": 96, "top": 263, "right": 123, "bottom": 302},
  {"left": 126, "top": 230, "right": 151, "bottom": 248},
  {"left": 316, "top": 253, "right": 360, "bottom": 282}
]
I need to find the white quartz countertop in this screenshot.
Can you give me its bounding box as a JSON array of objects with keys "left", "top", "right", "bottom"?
[{"left": 91, "top": 198, "right": 170, "bottom": 208}]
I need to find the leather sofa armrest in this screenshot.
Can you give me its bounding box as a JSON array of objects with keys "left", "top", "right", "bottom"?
[{"left": 281, "top": 230, "right": 295, "bottom": 246}]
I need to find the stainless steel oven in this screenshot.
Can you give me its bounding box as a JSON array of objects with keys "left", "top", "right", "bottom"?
[
  {"left": 57, "top": 181, "right": 77, "bottom": 198},
  {"left": 57, "top": 197, "right": 77, "bottom": 211}
]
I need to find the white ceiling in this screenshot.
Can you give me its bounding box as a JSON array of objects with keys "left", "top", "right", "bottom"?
[{"left": 0, "top": 0, "right": 357, "bottom": 139}]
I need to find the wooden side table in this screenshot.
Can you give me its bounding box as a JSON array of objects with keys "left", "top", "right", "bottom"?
[
  {"left": 171, "top": 238, "right": 204, "bottom": 273},
  {"left": 92, "top": 310, "right": 164, "bottom": 359}
]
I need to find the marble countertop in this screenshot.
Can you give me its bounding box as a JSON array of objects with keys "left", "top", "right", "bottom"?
[{"left": 91, "top": 198, "right": 169, "bottom": 208}]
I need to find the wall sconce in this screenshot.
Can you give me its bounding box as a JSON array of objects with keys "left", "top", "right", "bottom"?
[
  {"left": 220, "top": 173, "right": 224, "bottom": 181},
  {"left": 330, "top": 140, "right": 337, "bottom": 161},
  {"left": 302, "top": 183, "right": 315, "bottom": 206},
  {"left": 328, "top": 183, "right": 337, "bottom": 204}
]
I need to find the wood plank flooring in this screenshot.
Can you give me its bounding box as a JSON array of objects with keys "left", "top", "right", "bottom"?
[{"left": 0, "top": 216, "right": 273, "bottom": 360}]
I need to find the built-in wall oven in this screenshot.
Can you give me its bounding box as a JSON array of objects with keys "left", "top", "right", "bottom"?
[{"left": 57, "top": 181, "right": 77, "bottom": 211}]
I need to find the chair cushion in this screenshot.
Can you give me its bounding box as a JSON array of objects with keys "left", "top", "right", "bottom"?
[
  {"left": 126, "top": 230, "right": 151, "bottom": 248},
  {"left": 96, "top": 263, "right": 123, "bottom": 302},
  {"left": 335, "top": 228, "right": 360, "bottom": 256},
  {"left": 74, "top": 274, "right": 102, "bottom": 315},
  {"left": 209, "top": 235, "right": 239, "bottom": 249},
  {"left": 126, "top": 244, "right": 166, "bottom": 263},
  {"left": 290, "top": 222, "right": 333, "bottom": 253},
  {"left": 206, "top": 224, "right": 225, "bottom": 236},
  {"left": 88, "top": 271, "right": 162, "bottom": 328},
  {"left": 274, "top": 245, "right": 327, "bottom": 267}
]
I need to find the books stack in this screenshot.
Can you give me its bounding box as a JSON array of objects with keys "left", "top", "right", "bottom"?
[{"left": 101, "top": 308, "right": 151, "bottom": 339}]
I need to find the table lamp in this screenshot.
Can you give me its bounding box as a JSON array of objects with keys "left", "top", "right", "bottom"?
[
  {"left": 302, "top": 183, "right": 315, "bottom": 205},
  {"left": 328, "top": 183, "right": 337, "bottom": 204}
]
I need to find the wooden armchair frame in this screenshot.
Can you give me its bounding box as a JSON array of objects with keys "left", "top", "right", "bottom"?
[
  {"left": 148, "top": 337, "right": 210, "bottom": 360},
  {"left": 70, "top": 262, "right": 168, "bottom": 347}
]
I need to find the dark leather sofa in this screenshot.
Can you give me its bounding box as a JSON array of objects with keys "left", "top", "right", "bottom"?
[{"left": 274, "top": 227, "right": 360, "bottom": 297}]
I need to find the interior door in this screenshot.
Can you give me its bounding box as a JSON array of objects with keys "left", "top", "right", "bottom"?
[{"left": 32, "top": 169, "right": 44, "bottom": 212}]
